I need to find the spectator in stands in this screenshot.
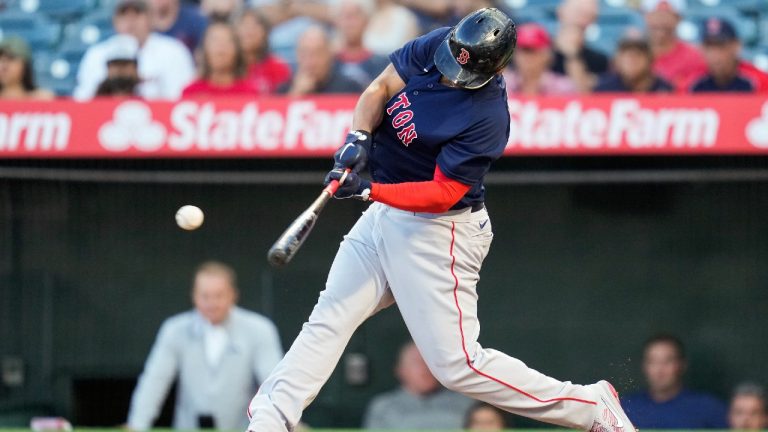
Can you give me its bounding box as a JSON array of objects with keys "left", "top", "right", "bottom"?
[
  {"left": 95, "top": 34, "right": 141, "bottom": 97},
  {"left": 149, "top": 0, "right": 207, "bottom": 52},
  {"left": 621, "top": 334, "right": 728, "bottom": 428},
  {"left": 691, "top": 18, "right": 755, "bottom": 93},
  {"left": 236, "top": 8, "right": 291, "bottom": 94},
  {"left": 0, "top": 38, "right": 54, "bottom": 100},
  {"left": 463, "top": 402, "right": 509, "bottom": 431},
  {"left": 642, "top": 0, "right": 707, "bottom": 91},
  {"left": 127, "top": 261, "right": 283, "bottom": 431},
  {"left": 278, "top": 26, "right": 363, "bottom": 95},
  {"left": 396, "top": 0, "right": 451, "bottom": 31},
  {"left": 729, "top": 383, "right": 768, "bottom": 430},
  {"left": 595, "top": 37, "right": 673, "bottom": 93},
  {"left": 449, "top": 0, "right": 503, "bottom": 26},
  {"left": 552, "top": 0, "right": 609, "bottom": 93},
  {"left": 503, "top": 24, "right": 578, "bottom": 96},
  {"left": 362, "top": 341, "right": 473, "bottom": 429},
  {"left": 183, "top": 20, "right": 256, "bottom": 97},
  {"left": 74, "top": 0, "right": 195, "bottom": 100},
  {"left": 333, "top": 0, "right": 388, "bottom": 89},
  {"left": 363, "top": 0, "right": 420, "bottom": 56},
  {"left": 201, "top": 0, "right": 242, "bottom": 20}
]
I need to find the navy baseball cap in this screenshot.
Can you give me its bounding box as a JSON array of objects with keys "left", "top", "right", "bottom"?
[{"left": 701, "top": 17, "right": 738, "bottom": 44}]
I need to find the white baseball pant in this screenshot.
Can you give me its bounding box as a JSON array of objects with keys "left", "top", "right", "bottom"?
[{"left": 247, "top": 202, "right": 599, "bottom": 431}]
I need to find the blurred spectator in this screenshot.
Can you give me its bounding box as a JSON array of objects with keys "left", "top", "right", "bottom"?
[
  {"left": 448, "top": 0, "right": 499, "bottom": 25},
  {"left": 363, "top": 0, "right": 420, "bottom": 56},
  {"left": 95, "top": 34, "right": 141, "bottom": 97},
  {"left": 503, "top": 24, "right": 578, "bottom": 96},
  {"left": 691, "top": 18, "right": 754, "bottom": 93},
  {"left": 362, "top": 342, "right": 473, "bottom": 429},
  {"left": 278, "top": 26, "right": 363, "bottom": 95},
  {"left": 463, "top": 402, "right": 509, "bottom": 431},
  {"left": 127, "top": 261, "right": 283, "bottom": 431},
  {"left": 729, "top": 383, "right": 768, "bottom": 430},
  {"left": 183, "top": 20, "right": 257, "bottom": 97},
  {"left": 74, "top": 0, "right": 195, "bottom": 100},
  {"left": 149, "top": 0, "right": 207, "bottom": 52},
  {"left": 552, "top": 0, "right": 609, "bottom": 92},
  {"left": 236, "top": 8, "right": 291, "bottom": 94},
  {"left": 397, "top": 0, "right": 451, "bottom": 31},
  {"left": 621, "top": 334, "right": 728, "bottom": 428},
  {"left": 642, "top": 0, "right": 707, "bottom": 91},
  {"left": 201, "top": 0, "right": 242, "bottom": 20},
  {"left": 0, "top": 38, "right": 54, "bottom": 100},
  {"left": 333, "top": 0, "right": 388, "bottom": 88},
  {"left": 595, "top": 37, "right": 673, "bottom": 93}
]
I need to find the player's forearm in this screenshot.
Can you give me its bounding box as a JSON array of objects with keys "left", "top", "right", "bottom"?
[
  {"left": 370, "top": 179, "right": 471, "bottom": 213},
  {"left": 352, "top": 82, "right": 388, "bottom": 133}
]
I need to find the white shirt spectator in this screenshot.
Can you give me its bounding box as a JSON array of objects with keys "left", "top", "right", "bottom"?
[
  {"left": 74, "top": 32, "right": 195, "bottom": 100},
  {"left": 127, "top": 307, "right": 283, "bottom": 431},
  {"left": 363, "top": 1, "right": 420, "bottom": 56}
]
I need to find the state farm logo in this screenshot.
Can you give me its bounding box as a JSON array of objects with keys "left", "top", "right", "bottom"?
[
  {"left": 507, "top": 99, "right": 720, "bottom": 150},
  {"left": 746, "top": 102, "right": 768, "bottom": 149},
  {"left": 97, "top": 100, "right": 352, "bottom": 153},
  {"left": 98, "top": 101, "right": 167, "bottom": 152}
]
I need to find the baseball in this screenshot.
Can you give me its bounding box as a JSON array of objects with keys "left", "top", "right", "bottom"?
[{"left": 175, "top": 205, "right": 204, "bottom": 230}]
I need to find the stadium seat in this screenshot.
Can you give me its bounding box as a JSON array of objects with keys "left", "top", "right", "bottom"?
[
  {"left": 11, "top": 0, "right": 97, "bottom": 20},
  {"left": 692, "top": 0, "right": 768, "bottom": 14},
  {"left": 35, "top": 43, "right": 86, "bottom": 96},
  {"left": 0, "top": 11, "right": 59, "bottom": 51},
  {"left": 600, "top": 0, "right": 634, "bottom": 9},
  {"left": 584, "top": 8, "right": 645, "bottom": 55},
  {"left": 512, "top": 7, "right": 548, "bottom": 25},
  {"left": 62, "top": 9, "right": 114, "bottom": 47},
  {"left": 503, "top": 0, "right": 561, "bottom": 14}
]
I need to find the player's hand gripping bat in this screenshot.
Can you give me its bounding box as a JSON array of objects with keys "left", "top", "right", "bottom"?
[{"left": 267, "top": 168, "right": 350, "bottom": 267}]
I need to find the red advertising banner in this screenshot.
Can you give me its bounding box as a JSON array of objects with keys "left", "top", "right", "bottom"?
[{"left": 0, "top": 95, "right": 766, "bottom": 158}]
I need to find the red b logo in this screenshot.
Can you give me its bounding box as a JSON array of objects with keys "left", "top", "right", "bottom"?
[{"left": 456, "top": 48, "right": 470, "bottom": 65}]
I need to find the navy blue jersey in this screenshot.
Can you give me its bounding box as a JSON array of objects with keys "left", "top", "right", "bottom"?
[
  {"left": 367, "top": 27, "right": 511, "bottom": 210},
  {"left": 691, "top": 74, "right": 754, "bottom": 93}
]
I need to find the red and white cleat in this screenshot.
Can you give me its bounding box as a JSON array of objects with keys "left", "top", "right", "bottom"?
[{"left": 590, "top": 380, "right": 637, "bottom": 432}]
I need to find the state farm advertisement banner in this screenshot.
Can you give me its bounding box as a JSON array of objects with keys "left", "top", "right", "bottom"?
[{"left": 0, "top": 95, "right": 766, "bottom": 158}]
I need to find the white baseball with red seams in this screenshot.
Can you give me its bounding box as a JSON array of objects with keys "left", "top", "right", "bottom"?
[{"left": 246, "top": 203, "right": 622, "bottom": 431}]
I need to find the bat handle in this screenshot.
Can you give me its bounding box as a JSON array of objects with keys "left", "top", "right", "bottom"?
[{"left": 323, "top": 168, "right": 351, "bottom": 196}]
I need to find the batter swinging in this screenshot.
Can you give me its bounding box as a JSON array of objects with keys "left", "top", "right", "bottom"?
[{"left": 247, "top": 8, "right": 635, "bottom": 432}]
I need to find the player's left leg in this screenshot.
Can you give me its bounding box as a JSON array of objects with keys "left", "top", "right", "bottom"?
[{"left": 377, "top": 205, "right": 633, "bottom": 431}]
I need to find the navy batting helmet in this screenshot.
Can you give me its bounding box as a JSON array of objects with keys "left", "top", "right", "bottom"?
[{"left": 434, "top": 8, "right": 517, "bottom": 89}]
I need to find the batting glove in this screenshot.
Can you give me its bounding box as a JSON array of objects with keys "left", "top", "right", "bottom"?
[
  {"left": 324, "top": 168, "right": 372, "bottom": 201},
  {"left": 332, "top": 130, "right": 371, "bottom": 173}
]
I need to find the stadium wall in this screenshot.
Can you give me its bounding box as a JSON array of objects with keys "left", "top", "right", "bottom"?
[{"left": 1, "top": 179, "right": 767, "bottom": 427}]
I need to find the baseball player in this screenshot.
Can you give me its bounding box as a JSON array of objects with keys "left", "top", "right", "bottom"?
[{"left": 247, "top": 8, "right": 635, "bottom": 432}]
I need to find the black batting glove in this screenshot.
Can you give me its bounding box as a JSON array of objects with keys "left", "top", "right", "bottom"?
[
  {"left": 323, "top": 168, "right": 372, "bottom": 201},
  {"left": 332, "top": 130, "right": 371, "bottom": 174}
]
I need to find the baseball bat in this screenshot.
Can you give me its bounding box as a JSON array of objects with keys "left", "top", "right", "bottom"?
[{"left": 267, "top": 169, "right": 350, "bottom": 267}]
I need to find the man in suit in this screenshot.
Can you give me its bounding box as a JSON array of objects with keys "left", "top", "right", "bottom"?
[{"left": 127, "top": 261, "right": 283, "bottom": 430}]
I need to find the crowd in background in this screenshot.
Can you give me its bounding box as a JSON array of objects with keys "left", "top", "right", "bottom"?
[
  {"left": 133, "top": 261, "right": 767, "bottom": 432},
  {"left": 0, "top": 0, "right": 768, "bottom": 100}
]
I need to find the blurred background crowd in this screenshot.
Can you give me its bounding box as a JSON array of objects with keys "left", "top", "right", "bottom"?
[
  {"left": 0, "top": 0, "right": 767, "bottom": 100},
  {"left": 121, "top": 261, "right": 768, "bottom": 431}
]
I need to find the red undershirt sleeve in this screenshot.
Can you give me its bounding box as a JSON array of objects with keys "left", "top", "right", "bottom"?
[{"left": 368, "top": 165, "right": 472, "bottom": 213}]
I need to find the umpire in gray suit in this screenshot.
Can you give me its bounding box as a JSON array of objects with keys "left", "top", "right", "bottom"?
[{"left": 127, "top": 261, "right": 283, "bottom": 430}]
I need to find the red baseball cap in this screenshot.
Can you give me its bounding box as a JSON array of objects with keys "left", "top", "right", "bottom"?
[{"left": 516, "top": 24, "right": 551, "bottom": 50}]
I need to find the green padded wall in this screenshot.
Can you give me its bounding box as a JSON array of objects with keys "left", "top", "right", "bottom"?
[{"left": 1, "top": 180, "right": 766, "bottom": 427}]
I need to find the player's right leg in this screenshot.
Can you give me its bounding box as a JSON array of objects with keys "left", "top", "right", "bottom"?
[
  {"left": 246, "top": 205, "right": 392, "bottom": 432},
  {"left": 377, "top": 206, "right": 634, "bottom": 431}
]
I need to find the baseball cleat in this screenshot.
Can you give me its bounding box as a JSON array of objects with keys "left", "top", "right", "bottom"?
[{"left": 590, "top": 380, "right": 637, "bottom": 432}]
